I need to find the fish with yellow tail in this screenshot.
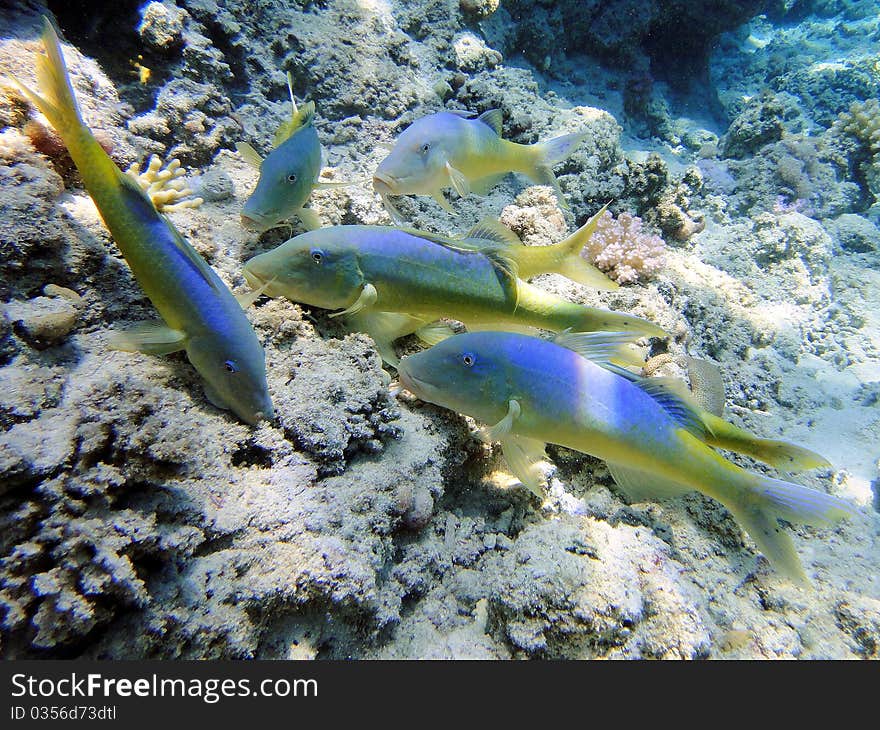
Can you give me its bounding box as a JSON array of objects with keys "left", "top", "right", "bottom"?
[
  {"left": 242, "top": 225, "right": 664, "bottom": 364},
  {"left": 373, "top": 109, "right": 587, "bottom": 220},
  {"left": 13, "top": 18, "right": 273, "bottom": 424},
  {"left": 396, "top": 330, "right": 857, "bottom": 582},
  {"left": 237, "top": 71, "right": 349, "bottom": 233}
]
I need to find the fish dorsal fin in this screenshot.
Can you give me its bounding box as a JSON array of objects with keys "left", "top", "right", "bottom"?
[
  {"left": 476, "top": 108, "right": 503, "bottom": 135},
  {"left": 236, "top": 141, "right": 263, "bottom": 168},
  {"left": 397, "top": 226, "right": 518, "bottom": 284},
  {"left": 482, "top": 246, "right": 519, "bottom": 283},
  {"left": 397, "top": 226, "right": 459, "bottom": 247},
  {"left": 462, "top": 217, "right": 522, "bottom": 248},
  {"left": 446, "top": 109, "right": 477, "bottom": 118},
  {"left": 273, "top": 73, "right": 316, "bottom": 146},
  {"left": 630, "top": 375, "right": 707, "bottom": 439},
  {"left": 684, "top": 356, "right": 726, "bottom": 417},
  {"left": 552, "top": 330, "right": 642, "bottom": 364},
  {"left": 555, "top": 332, "right": 707, "bottom": 439}
]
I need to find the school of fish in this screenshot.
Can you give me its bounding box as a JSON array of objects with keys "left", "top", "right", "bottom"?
[{"left": 10, "top": 17, "right": 859, "bottom": 583}]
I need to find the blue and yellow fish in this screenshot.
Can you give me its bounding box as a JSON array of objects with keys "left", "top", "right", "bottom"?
[
  {"left": 242, "top": 224, "right": 664, "bottom": 364},
  {"left": 373, "top": 109, "right": 587, "bottom": 219},
  {"left": 237, "top": 72, "right": 347, "bottom": 233},
  {"left": 14, "top": 18, "right": 273, "bottom": 424},
  {"left": 397, "top": 331, "right": 857, "bottom": 581}
]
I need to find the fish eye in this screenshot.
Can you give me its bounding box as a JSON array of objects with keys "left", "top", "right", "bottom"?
[
  {"left": 287, "top": 173, "right": 297, "bottom": 183},
  {"left": 311, "top": 248, "right": 324, "bottom": 264},
  {"left": 224, "top": 359, "right": 239, "bottom": 373},
  {"left": 461, "top": 352, "right": 475, "bottom": 367},
  {"left": 420, "top": 142, "right": 430, "bottom": 154}
]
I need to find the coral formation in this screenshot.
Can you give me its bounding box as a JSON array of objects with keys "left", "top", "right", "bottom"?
[
  {"left": 0, "top": 0, "right": 877, "bottom": 661},
  {"left": 581, "top": 210, "right": 666, "bottom": 284}
]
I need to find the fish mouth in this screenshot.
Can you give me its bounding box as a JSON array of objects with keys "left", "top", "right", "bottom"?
[
  {"left": 397, "top": 360, "right": 436, "bottom": 398},
  {"left": 253, "top": 404, "right": 275, "bottom": 423}
]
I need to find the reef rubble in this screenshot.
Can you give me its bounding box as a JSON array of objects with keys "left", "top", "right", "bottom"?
[{"left": 0, "top": 1, "right": 878, "bottom": 659}]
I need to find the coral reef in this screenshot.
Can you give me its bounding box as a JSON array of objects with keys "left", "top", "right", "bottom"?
[{"left": 0, "top": 0, "right": 877, "bottom": 661}]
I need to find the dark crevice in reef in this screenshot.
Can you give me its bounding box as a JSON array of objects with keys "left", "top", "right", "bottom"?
[
  {"left": 46, "top": 0, "right": 166, "bottom": 113},
  {"left": 193, "top": 16, "right": 250, "bottom": 99},
  {"left": 231, "top": 442, "right": 274, "bottom": 469}
]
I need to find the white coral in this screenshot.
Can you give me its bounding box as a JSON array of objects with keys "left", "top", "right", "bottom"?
[
  {"left": 126, "top": 155, "right": 203, "bottom": 213},
  {"left": 582, "top": 210, "right": 666, "bottom": 284}
]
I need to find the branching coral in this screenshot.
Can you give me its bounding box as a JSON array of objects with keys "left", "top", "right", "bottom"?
[
  {"left": 830, "top": 98, "right": 880, "bottom": 208},
  {"left": 834, "top": 98, "right": 880, "bottom": 156},
  {"left": 127, "top": 155, "right": 203, "bottom": 212},
  {"left": 581, "top": 210, "right": 666, "bottom": 284}
]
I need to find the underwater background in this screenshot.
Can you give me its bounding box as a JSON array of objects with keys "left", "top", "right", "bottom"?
[{"left": 0, "top": 0, "right": 878, "bottom": 658}]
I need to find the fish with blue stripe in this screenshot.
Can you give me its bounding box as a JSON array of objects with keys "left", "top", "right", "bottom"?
[
  {"left": 397, "top": 330, "right": 857, "bottom": 582},
  {"left": 14, "top": 18, "right": 273, "bottom": 424}
]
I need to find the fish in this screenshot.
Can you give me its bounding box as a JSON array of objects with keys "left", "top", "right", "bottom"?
[
  {"left": 13, "top": 18, "right": 273, "bottom": 424},
  {"left": 242, "top": 225, "right": 665, "bottom": 364},
  {"left": 396, "top": 330, "right": 857, "bottom": 582},
  {"left": 373, "top": 109, "right": 587, "bottom": 219},
  {"left": 237, "top": 71, "right": 348, "bottom": 233}
]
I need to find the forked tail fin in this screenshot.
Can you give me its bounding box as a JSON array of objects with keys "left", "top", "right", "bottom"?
[
  {"left": 526, "top": 130, "right": 588, "bottom": 208},
  {"left": 551, "top": 203, "right": 617, "bottom": 289},
  {"left": 725, "top": 473, "right": 857, "bottom": 582},
  {"left": 12, "top": 17, "right": 83, "bottom": 136}
]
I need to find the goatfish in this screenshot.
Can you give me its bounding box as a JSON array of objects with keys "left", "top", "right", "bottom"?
[
  {"left": 373, "top": 109, "right": 587, "bottom": 219},
  {"left": 237, "top": 72, "right": 348, "bottom": 233},
  {"left": 14, "top": 18, "right": 273, "bottom": 424},
  {"left": 242, "top": 225, "right": 665, "bottom": 364},
  {"left": 396, "top": 331, "right": 857, "bottom": 582}
]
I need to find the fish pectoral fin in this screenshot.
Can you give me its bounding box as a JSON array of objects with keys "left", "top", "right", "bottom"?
[
  {"left": 107, "top": 322, "right": 187, "bottom": 356},
  {"left": 431, "top": 189, "right": 456, "bottom": 214},
  {"left": 479, "top": 398, "right": 521, "bottom": 442},
  {"left": 235, "top": 142, "right": 264, "bottom": 168},
  {"left": 414, "top": 321, "right": 455, "bottom": 347},
  {"left": 329, "top": 283, "right": 378, "bottom": 319},
  {"left": 296, "top": 208, "right": 322, "bottom": 231},
  {"left": 606, "top": 461, "right": 692, "bottom": 503},
  {"left": 445, "top": 161, "right": 470, "bottom": 197},
  {"left": 500, "top": 434, "right": 548, "bottom": 499}
]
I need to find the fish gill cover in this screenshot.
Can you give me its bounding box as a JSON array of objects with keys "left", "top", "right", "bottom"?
[{"left": 0, "top": 0, "right": 877, "bottom": 659}]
